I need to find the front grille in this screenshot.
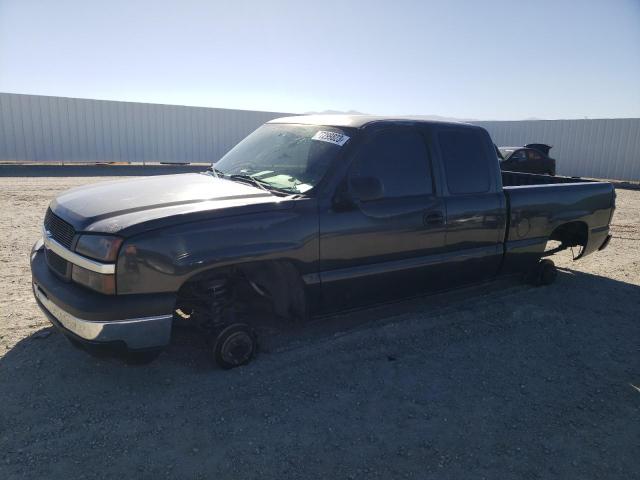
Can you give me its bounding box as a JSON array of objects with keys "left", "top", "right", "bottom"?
[
  {"left": 45, "top": 248, "right": 69, "bottom": 278},
  {"left": 44, "top": 208, "right": 75, "bottom": 249}
]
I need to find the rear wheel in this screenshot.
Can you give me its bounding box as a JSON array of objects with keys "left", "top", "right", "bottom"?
[
  {"left": 529, "top": 259, "right": 558, "bottom": 286},
  {"left": 212, "top": 323, "right": 256, "bottom": 369}
]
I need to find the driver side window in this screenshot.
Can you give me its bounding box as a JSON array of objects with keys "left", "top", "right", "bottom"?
[{"left": 350, "top": 130, "right": 433, "bottom": 198}]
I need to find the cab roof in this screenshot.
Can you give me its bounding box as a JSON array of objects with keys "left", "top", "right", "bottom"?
[{"left": 268, "top": 114, "right": 472, "bottom": 130}]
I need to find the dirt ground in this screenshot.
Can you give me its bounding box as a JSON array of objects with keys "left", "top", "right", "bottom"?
[{"left": 0, "top": 173, "right": 638, "bottom": 479}]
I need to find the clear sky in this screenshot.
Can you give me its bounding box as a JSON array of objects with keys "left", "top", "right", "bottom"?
[{"left": 0, "top": 0, "right": 638, "bottom": 120}]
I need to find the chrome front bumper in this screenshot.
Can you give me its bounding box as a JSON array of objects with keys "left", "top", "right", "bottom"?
[{"left": 33, "top": 283, "right": 173, "bottom": 350}]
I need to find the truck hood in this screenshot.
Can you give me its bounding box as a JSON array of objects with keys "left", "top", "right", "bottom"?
[{"left": 50, "top": 173, "right": 287, "bottom": 235}]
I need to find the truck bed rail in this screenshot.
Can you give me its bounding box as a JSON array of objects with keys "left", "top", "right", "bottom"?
[{"left": 502, "top": 171, "right": 594, "bottom": 187}]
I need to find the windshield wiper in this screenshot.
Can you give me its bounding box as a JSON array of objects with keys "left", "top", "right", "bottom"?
[
  {"left": 227, "top": 174, "right": 275, "bottom": 193},
  {"left": 230, "top": 174, "right": 300, "bottom": 196},
  {"left": 210, "top": 167, "right": 299, "bottom": 196},
  {"left": 207, "top": 166, "right": 225, "bottom": 178}
]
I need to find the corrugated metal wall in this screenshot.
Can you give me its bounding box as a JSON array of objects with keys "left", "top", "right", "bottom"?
[
  {"left": 475, "top": 118, "right": 640, "bottom": 180},
  {"left": 1, "top": 92, "right": 639, "bottom": 180},
  {"left": 0, "top": 92, "right": 290, "bottom": 164}
]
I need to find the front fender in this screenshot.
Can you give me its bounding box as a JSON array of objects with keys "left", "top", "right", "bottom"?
[{"left": 116, "top": 200, "right": 319, "bottom": 295}]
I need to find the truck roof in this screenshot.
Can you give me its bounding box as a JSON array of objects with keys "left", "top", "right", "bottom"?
[{"left": 268, "top": 114, "right": 473, "bottom": 129}]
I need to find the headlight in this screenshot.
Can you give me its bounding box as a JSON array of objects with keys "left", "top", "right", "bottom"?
[
  {"left": 72, "top": 265, "right": 116, "bottom": 295},
  {"left": 75, "top": 235, "right": 123, "bottom": 262}
]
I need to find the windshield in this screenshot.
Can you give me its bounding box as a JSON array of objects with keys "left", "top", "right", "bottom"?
[
  {"left": 214, "top": 124, "right": 352, "bottom": 194},
  {"left": 499, "top": 148, "right": 515, "bottom": 160}
]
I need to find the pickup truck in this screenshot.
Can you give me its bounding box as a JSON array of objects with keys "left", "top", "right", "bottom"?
[{"left": 30, "top": 115, "right": 615, "bottom": 368}]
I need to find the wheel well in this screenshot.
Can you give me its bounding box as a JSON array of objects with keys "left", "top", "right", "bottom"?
[
  {"left": 174, "top": 260, "right": 308, "bottom": 323},
  {"left": 549, "top": 221, "right": 588, "bottom": 246},
  {"left": 544, "top": 221, "right": 588, "bottom": 258}
]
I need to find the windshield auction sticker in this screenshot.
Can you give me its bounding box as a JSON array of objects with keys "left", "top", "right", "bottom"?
[{"left": 312, "top": 130, "right": 350, "bottom": 146}]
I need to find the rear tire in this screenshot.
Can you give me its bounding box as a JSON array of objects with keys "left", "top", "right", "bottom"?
[
  {"left": 212, "top": 323, "right": 256, "bottom": 369},
  {"left": 529, "top": 259, "right": 558, "bottom": 286}
]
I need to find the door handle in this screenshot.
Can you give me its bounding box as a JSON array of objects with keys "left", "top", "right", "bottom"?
[{"left": 423, "top": 211, "right": 444, "bottom": 226}]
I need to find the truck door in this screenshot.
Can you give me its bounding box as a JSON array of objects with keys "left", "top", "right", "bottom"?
[
  {"left": 318, "top": 127, "right": 446, "bottom": 310},
  {"left": 435, "top": 127, "right": 506, "bottom": 288}
]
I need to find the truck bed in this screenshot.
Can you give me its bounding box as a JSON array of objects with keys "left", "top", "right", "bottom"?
[{"left": 500, "top": 171, "right": 615, "bottom": 274}]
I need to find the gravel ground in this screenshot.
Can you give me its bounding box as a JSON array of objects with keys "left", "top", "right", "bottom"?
[{"left": 0, "top": 174, "right": 638, "bottom": 479}]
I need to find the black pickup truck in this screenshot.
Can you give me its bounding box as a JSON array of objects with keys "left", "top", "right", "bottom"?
[{"left": 30, "top": 116, "right": 615, "bottom": 368}]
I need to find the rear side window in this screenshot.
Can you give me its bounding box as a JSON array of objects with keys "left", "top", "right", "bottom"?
[
  {"left": 351, "top": 130, "right": 432, "bottom": 197},
  {"left": 438, "top": 129, "right": 490, "bottom": 194}
]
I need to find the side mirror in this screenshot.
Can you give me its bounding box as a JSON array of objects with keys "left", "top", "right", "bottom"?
[{"left": 350, "top": 176, "right": 384, "bottom": 202}]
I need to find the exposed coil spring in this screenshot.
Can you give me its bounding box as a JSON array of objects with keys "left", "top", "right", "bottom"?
[
  {"left": 208, "top": 281, "right": 231, "bottom": 318},
  {"left": 175, "top": 278, "right": 233, "bottom": 332}
]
